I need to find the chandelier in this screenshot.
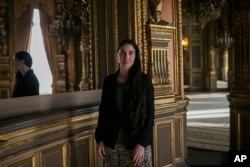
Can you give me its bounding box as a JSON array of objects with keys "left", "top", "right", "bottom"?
[
  {"left": 216, "top": 31, "right": 234, "bottom": 49},
  {"left": 50, "top": 16, "right": 80, "bottom": 39},
  {"left": 50, "top": 0, "right": 89, "bottom": 53},
  {"left": 182, "top": 0, "right": 225, "bottom": 29}
]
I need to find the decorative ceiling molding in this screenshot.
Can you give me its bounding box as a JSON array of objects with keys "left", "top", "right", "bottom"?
[
  {"left": 182, "top": 0, "right": 225, "bottom": 29},
  {"left": 14, "top": 0, "right": 54, "bottom": 18}
]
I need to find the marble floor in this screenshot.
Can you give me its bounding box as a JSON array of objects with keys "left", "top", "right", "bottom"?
[
  {"left": 185, "top": 91, "right": 230, "bottom": 167},
  {"left": 186, "top": 91, "right": 229, "bottom": 124}
]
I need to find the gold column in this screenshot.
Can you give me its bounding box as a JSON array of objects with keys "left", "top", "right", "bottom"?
[
  {"left": 206, "top": 22, "right": 217, "bottom": 91},
  {"left": 79, "top": 0, "right": 91, "bottom": 91},
  {"left": 221, "top": 47, "right": 228, "bottom": 81},
  {"left": 228, "top": 0, "right": 250, "bottom": 150},
  {"left": 79, "top": 37, "right": 90, "bottom": 91}
]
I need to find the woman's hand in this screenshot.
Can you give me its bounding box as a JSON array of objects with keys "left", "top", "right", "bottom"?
[
  {"left": 97, "top": 141, "right": 106, "bottom": 159},
  {"left": 132, "top": 144, "right": 145, "bottom": 166}
]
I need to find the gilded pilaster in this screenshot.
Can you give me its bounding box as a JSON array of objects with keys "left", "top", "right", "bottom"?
[
  {"left": 221, "top": 47, "right": 229, "bottom": 81},
  {"left": 175, "top": 0, "right": 185, "bottom": 98},
  {"left": 79, "top": 0, "right": 94, "bottom": 90},
  {"left": 135, "top": 0, "right": 143, "bottom": 71},
  {"left": 205, "top": 22, "right": 217, "bottom": 91},
  {"left": 113, "top": 0, "right": 119, "bottom": 71},
  {"left": 104, "top": 0, "right": 117, "bottom": 75},
  {"left": 92, "top": 0, "right": 99, "bottom": 89},
  {"left": 0, "top": 0, "right": 10, "bottom": 98},
  {"left": 228, "top": 0, "right": 250, "bottom": 150},
  {"left": 141, "top": 0, "right": 149, "bottom": 74}
]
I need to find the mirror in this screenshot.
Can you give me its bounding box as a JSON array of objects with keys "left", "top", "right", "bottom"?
[{"left": 0, "top": 0, "right": 93, "bottom": 99}]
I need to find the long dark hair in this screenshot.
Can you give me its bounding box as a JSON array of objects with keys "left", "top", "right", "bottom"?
[{"left": 118, "top": 39, "right": 147, "bottom": 133}]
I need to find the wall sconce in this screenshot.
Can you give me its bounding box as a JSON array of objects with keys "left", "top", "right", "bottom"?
[{"left": 182, "top": 37, "right": 189, "bottom": 49}]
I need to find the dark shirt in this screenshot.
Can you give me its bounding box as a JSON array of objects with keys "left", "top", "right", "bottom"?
[
  {"left": 12, "top": 70, "right": 39, "bottom": 98},
  {"left": 115, "top": 82, "right": 126, "bottom": 144},
  {"left": 95, "top": 71, "right": 155, "bottom": 149}
]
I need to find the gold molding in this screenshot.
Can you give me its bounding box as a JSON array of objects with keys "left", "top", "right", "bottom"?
[
  {"left": 113, "top": 0, "right": 119, "bottom": 71},
  {"left": 92, "top": 0, "right": 99, "bottom": 89},
  {"left": 134, "top": 0, "right": 150, "bottom": 74},
  {"left": 174, "top": 115, "right": 185, "bottom": 163},
  {"left": 127, "top": 0, "right": 133, "bottom": 39},
  {"left": 105, "top": 0, "right": 111, "bottom": 76},
  {"left": 154, "top": 102, "right": 178, "bottom": 115},
  {"left": 0, "top": 112, "right": 98, "bottom": 151},
  {"left": 2, "top": 153, "right": 36, "bottom": 167},
  {"left": 141, "top": 0, "right": 149, "bottom": 74},
  {"left": 175, "top": 0, "right": 184, "bottom": 97}
]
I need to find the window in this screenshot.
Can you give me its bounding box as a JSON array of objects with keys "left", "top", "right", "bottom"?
[{"left": 30, "top": 9, "right": 52, "bottom": 95}]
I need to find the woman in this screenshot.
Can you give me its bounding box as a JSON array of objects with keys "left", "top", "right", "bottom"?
[
  {"left": 95, "top": 39, "right": 155, "bottom": 166},
  {"left": 12, "top": 51, "right": 39, "bottom": 98}
]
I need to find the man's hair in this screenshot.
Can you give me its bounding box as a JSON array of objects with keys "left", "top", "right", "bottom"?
[{"left": 15, "top": 51, "right": 33, "bottom": 68}]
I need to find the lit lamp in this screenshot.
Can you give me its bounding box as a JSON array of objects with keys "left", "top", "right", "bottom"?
[{"left": 182, "top": 37, "right": 189, "bottom": 50}]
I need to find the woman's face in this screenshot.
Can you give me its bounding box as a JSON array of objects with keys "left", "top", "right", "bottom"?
[{"left": 118, "top": 44, "right": 136, "bottom": 72}]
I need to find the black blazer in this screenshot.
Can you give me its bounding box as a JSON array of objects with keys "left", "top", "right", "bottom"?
[
  {"left": 12, "top": 70, "right": 39, "bottom": 98},
  {"left": 95, "top": 71, "right": 155, "bottom": 149}
]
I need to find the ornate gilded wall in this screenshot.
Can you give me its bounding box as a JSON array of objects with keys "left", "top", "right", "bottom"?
[
  {"left": 0, "top": 0, "right": 10, "bottom": 98},
  {"left": 0, "top": 0, "right": 186, "bottom": 97},
  {"left": 0, "top": 1, "right": 188, "bottom": 166}
]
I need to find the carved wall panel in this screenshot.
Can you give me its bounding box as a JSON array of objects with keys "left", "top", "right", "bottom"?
[
  {"left": 152, "top": 48, "right": 171, "bottom": 85},
  {"left": 69, "top": 133, "right": 95, "bottom": 167},
  {"left": 0, "top": 98, "right": 188, "bottom": 167},
  {"left": 0, "top": 105, "right": 99, "bottom": 167},
  {"left": 147, "top": 24, "right": 175, "bottom": 103},
  {"left": 40, "top": 143, "right": 67, "bottom": 167},
  {"left": 153, "top": 119, "right": 175, "bottom": 166}
]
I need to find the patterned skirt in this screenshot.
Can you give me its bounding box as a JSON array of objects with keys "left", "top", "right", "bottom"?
[{"left": 103, "top": 144, "right": 152, "bottom": 167}]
